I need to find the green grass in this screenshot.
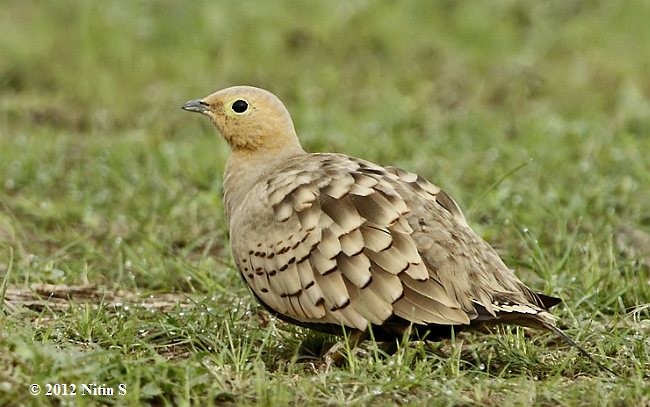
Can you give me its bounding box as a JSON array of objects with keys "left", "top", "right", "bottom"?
[{"left": 1, "top": 0, "right": 649, "bottom": 405}]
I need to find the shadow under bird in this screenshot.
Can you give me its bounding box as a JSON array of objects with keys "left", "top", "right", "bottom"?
[{"left": 182, "top": 85, "right": 612, "bottom": 372}]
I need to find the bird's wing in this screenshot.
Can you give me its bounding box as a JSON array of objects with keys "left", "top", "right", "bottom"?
[{"left": 232, "top": 153, "right": 544, "bottom": 332}]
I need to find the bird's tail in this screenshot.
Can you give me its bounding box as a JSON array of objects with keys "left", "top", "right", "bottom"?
[
  {"left": 476, "top": 298, "right": 616, "bottom": 376},
  {"left": 539, "top": 319, "right": 616, "bottom": 376}
]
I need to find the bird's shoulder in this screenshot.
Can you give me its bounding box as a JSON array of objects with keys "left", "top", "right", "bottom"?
[{"left": 260, "top": 152, "right": 467, "bottom": 226}]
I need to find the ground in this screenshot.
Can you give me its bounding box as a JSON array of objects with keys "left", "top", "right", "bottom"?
[{"left": 0, "top": 1, "right": 648, "bottom": 405}]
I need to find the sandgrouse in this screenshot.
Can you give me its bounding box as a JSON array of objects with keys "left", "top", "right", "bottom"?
[{"left": 182, "top": 86, "right": 607, "bottom": 369}]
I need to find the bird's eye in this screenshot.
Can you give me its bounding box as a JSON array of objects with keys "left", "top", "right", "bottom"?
[{"left": 231, "top": 100, "right": 249, "bottom": 113}]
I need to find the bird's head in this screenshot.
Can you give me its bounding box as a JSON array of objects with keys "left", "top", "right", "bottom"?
[{"left": 182, "top": 86, "right": 302, "bottom": 154}]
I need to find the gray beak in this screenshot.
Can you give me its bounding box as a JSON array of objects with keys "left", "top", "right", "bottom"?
[{"left": 181, "top": 99, "right": 210, "bottom": 114}]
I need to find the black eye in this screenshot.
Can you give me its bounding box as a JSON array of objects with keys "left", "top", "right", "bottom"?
[{"left": 231, "top": 100, "right": 249, "bottom": 113}]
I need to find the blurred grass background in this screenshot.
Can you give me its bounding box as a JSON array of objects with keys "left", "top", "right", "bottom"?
[{"left": 0, "top": 0, "right": 649, "bottom": 405}]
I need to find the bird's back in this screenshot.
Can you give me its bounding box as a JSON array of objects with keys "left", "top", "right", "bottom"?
[{"left": 226, "top": 152, "right": 558, "bottom": 339}]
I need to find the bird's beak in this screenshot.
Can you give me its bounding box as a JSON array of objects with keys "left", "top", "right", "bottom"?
[{"left": 181, "top": 99, "right": 210, "bottom": 114}]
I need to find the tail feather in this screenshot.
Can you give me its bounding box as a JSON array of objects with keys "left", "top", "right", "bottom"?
[
  {"left": 535, "top": 293, "right": 563, "bottom": 309},
  {"left": 540, "top": 320, "right": 617, "bottom": 376},
  {"left": 471, "top": 299, "right": 616, "bottom": 375}
]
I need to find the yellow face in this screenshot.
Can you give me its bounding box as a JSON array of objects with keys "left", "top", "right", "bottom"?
[{"left": 182, "top": 86, "right": 298, "bottom": 152}]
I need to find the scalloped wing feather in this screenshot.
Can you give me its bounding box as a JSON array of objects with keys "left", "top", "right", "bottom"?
[{"left": 229, "top": 153, "right": 553, "bottom": 335}]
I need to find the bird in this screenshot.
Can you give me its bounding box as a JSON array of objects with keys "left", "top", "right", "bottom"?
[{"left": 182, "top": 85, "right": 611, "bottom": 371}]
